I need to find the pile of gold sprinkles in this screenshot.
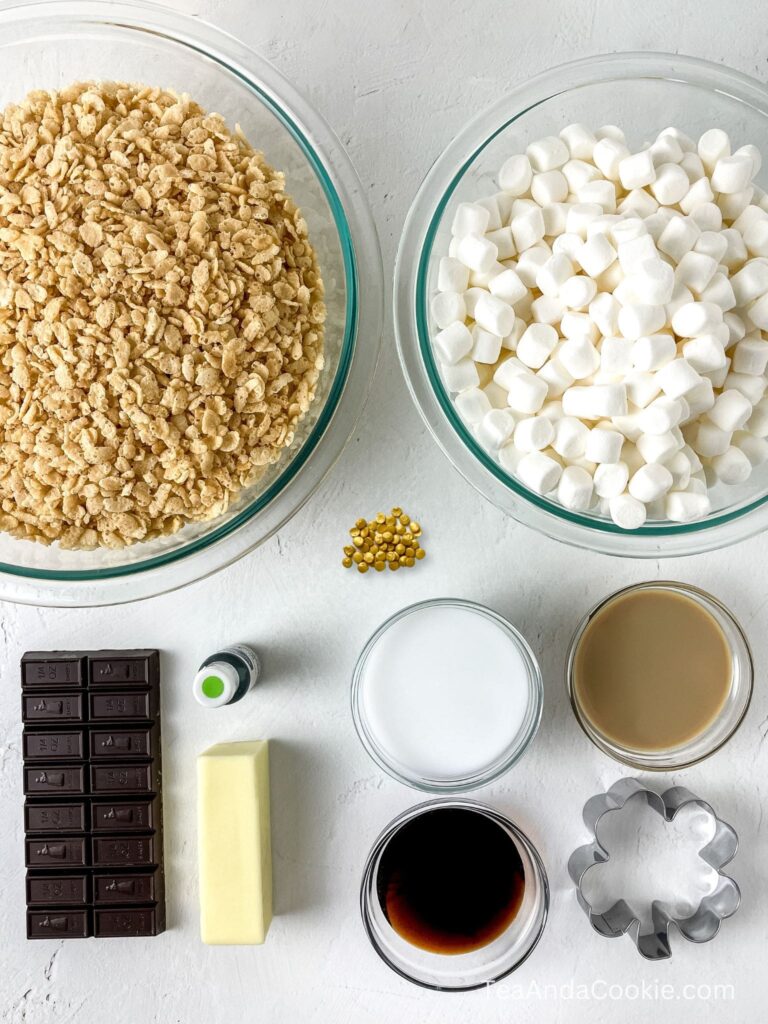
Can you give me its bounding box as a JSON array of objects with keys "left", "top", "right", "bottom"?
[{"left": 342, "top": 508, "right": 425, "bottom": 573}]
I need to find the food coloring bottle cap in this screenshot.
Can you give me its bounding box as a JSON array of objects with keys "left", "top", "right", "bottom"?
[{"left": 193, "top": 661, "right": 240, "bottom": 708}]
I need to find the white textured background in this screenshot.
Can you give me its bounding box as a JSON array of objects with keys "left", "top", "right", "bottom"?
[{"left": 2, "top": 1, "right": 768, "bottom": 1021}]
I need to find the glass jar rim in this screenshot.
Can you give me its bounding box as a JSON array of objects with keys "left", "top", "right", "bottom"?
[{"left": 351, "top": 598, "right": 543, "bottom": 793}]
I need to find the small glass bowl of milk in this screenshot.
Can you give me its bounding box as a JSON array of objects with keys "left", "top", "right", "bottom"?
[{"left": 351, "top": 598, "right": 543, "bottom": 792}]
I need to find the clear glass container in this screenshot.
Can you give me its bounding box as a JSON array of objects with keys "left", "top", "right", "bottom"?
[
  {"left": 566, "top": 581, "right": 753, "bottom": 770},
  {"left": 394, "top": 52, "right": 768, "bottom": 557},
  {"left": 0, "top": 0, "right": 383, "bottom": 605},
  {"left": 351, "top": 599, "right": 543, "bottom": 793},
  {"left": 360, "top": 798, "right": 549, "bottom": 991}
]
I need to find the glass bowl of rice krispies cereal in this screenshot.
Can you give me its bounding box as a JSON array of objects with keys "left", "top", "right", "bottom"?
[{"left": 0, "top": 0, "right": 382, "bottom": 604}]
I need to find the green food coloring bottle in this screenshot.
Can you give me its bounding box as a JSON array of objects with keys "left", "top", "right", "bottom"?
[{"left": 193, "top": 644, "right": 261, "bottom": 708}]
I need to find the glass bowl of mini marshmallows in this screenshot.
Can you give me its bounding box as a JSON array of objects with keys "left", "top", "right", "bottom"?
[{"left": 395, "top": 52, "right": 768, "bottom": 556}]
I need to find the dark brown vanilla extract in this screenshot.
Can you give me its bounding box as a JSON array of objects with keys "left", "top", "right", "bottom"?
[{"left": 376, "top": 807, "right": 525, "bottom": 955}]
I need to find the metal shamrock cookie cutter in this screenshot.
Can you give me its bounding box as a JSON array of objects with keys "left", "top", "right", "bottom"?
[{"left": 568, "top": 777, "right": 740, "bottom": 960}]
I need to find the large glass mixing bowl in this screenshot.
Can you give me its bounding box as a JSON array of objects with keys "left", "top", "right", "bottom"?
[
  {"left": 0, "top": 0, "right": 383, "bottom": 604},
  {"left": 395, "top": 53, "right": 768, "bottom": 557}
]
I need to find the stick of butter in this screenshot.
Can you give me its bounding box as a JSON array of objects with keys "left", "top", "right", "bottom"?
[{"left": 197, "top": 740, "right": 272, "bottom": 944}]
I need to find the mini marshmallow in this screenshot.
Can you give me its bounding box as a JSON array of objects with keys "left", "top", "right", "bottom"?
[
  {"left": 593, "top": 137, "right": 631, "bottom": 181},
  {"left": 454, "top": 387, "right": 492, "bottom": 424},
  {"left": 708, "top": 389, "right": 753, "bottom": 432},
  {"left": 743, "top": 219, "right": 768, "bottom": 258},
  {"left": 650, "top": 162, "right": 690, "bottom": 205},
  {"left": 636, "top": 430, "right": 682, "bottom": 463},
  {"left": 638, "top": 395, "right": 684, "bottom": 434},
  {"left": 612, "top": 217, "right": 648, "bottom": 245},
  {"left": 489, "top": 268, "right": 528, "bottom": 305},
  {"left": 576, "top": 234, "right": 616, "bottom": 277},
  {"left": 477, "top": 408, "right": 516, "bottom": 450},
  {"left": 471, "top": 325, "right": 503, "bottom": 364},
  {"left": 549, "top": 416, "right": 588, "bottom": 459},
  {"left": 577, "top": 179, "right": 617, "bottom": 212},
  {"left": 593, "top": 461, "right": 630, "bottom": 498},
  {"left": 679, "top": 177, "right": 715, "bottom": 216},
  {"left": 617, "top": 233, "right": 658, "bottom": 273},
  {"left": 734, "top": 431, "right": 768, "bottom": 466},
  {"left": 711, "top": 154, "right": 754, "bottom": 194},
  {"left": 680, "top": 151, "right": 706, "bottom": 183},
  {"left": 671, "top": 301, "right": 723, "bottom": 337},
  {"left": 617, "top": 189, "right": 659, "bottom": 218},
  {"left": 667, "top": 450, "right": 692, "bottom": 490},
  {"left": 682, "top": 334, "right": 728, "bottom": 373},
  {"left": 628, "top": 259, "right": 675, "bottom": 304},
  {"left": 747, "top": 397, "right": 768, "bottom": 436},
  {"left": 536, "top": 253, "right": 574, "bottom": 296},
  {"left": 694, "top": 230, "right": 729, "bottom": 263},
  {"left": 690, "top": 421, "right": 732, "bottom": 457},
  {"left": 526, "top": 136, "right": 570, "bottom": 172},
  {"left": 431, "top": 291, "right": 467, "bottom": 330},
  {"left": 511, "top": 207, "right": 546, "bottom": 252},
  {"left": 498, "top": 154, "right": 533, "bottom": 196},
  {"left": 657, "top": 216, "right": 701, "bottom": 261},
  {"left": 514, "top": 415, "right": 555, "bottom": 452},
  {"left": 562, "top": 159, "right": 600, "bottom": 192},
  {"left": 609, "top": 493, "right": 647, "bottom": 529},
  {"left": 560, "top": 124, "right": 597, "bottom": 160},
  {"left": 517, "top": 323, "right": 558, "bottom": 370},
  {"left": 698, "top": 129, "right": 731, "bottom": 172},
  {"left": 724, "top": 311, "right": 748, "bottom": 343},
  {"left": 566, "top": 203, "right": 604, "bottom": 238},
  {"left": 531, "top": 170, "right": 568, "bottom": 206},
  {"left": 506, "top": 372, "right": 549, "bottom": 414},
  {"left": 589, "top": 292, "right": 621, "bottom": 335},
  {"left": 515, "top": 245, "right": 551, "bottom": 287},
  {"left": 560, "top": 275, "right": 598, "bottom": 310},
  {"left": 457, "top": 234, "right": 498, "bottom": 273},
  {"left": 557, "top": 465, "right": 594, "bottom": 510},
  {"left": 675, "top": 251, "right": 718, "bottom": 295},
  {"left": 632, "top": 333, "right": 677, "bottom": 371},
  {"left": 442, "top": 358, "right": 480, "bottom": 393},
  {"left": 483, "top": 381, "right": 510, "bottom": 409},
  {"left": 434, "top": 321, "right": 473, "bottom": 364},
  {"left": 531, "top": 294, "right": 565, "bottom": 325},
  {"left": 493, "top": 356, "right": 528, "bottom": 389},
  {"left": 542, "top": 203, "right": 569, "bottom": 236},
  {"left": 463, "top": 287, "right": 486, "bottom": 319},
  {"left": 748, "top": 293, "right": 768, "bottom": 331},
  {"left": 558, "top": 337, "right": 600, "bottom": 379},
  {"left": 618, "top": 379, "right": 656, "bottom": 416},
  {"left": 712, "top": 446, "right": 752, "bottom": 484},
  {"left": 666, "top": 490, "right": 711, "bottom": 522},
  {"left": 618, "top": 149, "right": 657, "bottom": 191},
  {"left": 498, "top": 441, "right": 523, "bottom": 474},
  {"left": 475, "top": 293, "right": 515, "bottom": 337},
  {"left": 486, "top": 227, "right": 516, "bottom": 261},
  {"left": 629, "top": 463, "right": 674, "bottom": 503},
  {"left": 553, "top": 232, "right": 585, "bottom": 261},
  {"left": 731, "top": 259, "right": 768, "bottom": 305},
  {"left": 600, "top": 336, "right": 635, "bottom": 377},
  {"left": 560, "top": 311, "right": 599, "bottom": 341},
  {"left": 451, "top": 202, "right": 491, "bottom": 237},
  {"left": 618, "top": 304, "right": 667, "bottom": 341},
  {"left": 724, "top": 371, "right": 766, "bottom": 404},
  {"left": 699, "top": 273, "right": 736, "bottom": 312},
  {"left": 469, "top": 262, "right": 504, "bottom": 289},
  {"left": 685, "top": 379, "right": 716, "bottom": 418},
  {"left": 733, "top": 335, "right": 768, "bottom": 376},
  {"left": 584, "top": 427, "right": 624, "bottom": 464},
  {"left": 694, "top": 199, "right": 726, "bottom": 228},
  {"left": 476, "top": 195, "right": 502, "bottom": 231},
  {"left": 537, "top": 358, "right": 574, "bottom": 398},
  {"left": 438, "top": 257, "right": 470, "bottom": 294},
  {"left": 720, "top": 229, "right": 749, "bottom": 271},
  {"left": 656, "top": 358, "right": 704, "bottom": 399},
  {"left": 562, "top": 384, "right": 628, "bottom": 419},
  {"left": 597, "top": 125, "right": 626, "bottom": 142},
  {"left": 516, "top": 450, "right": 562, "bottom": 494}
]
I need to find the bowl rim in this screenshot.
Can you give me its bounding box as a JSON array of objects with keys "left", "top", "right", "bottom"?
[
  {"left": 0, "top": 0, "right": 367, "bottom": 584},
  {"left": 395, "top": 50, "right": 768, "bottom": 555}
]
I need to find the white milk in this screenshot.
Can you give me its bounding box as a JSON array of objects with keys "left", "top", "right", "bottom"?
[{"left": 360, "top": 603, "right": 534, "bottom": 781}]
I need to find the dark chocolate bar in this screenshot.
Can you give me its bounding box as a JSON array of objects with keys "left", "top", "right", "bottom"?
[{"left": 21, "top": 650, "right": 165, "bottom": 940}]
